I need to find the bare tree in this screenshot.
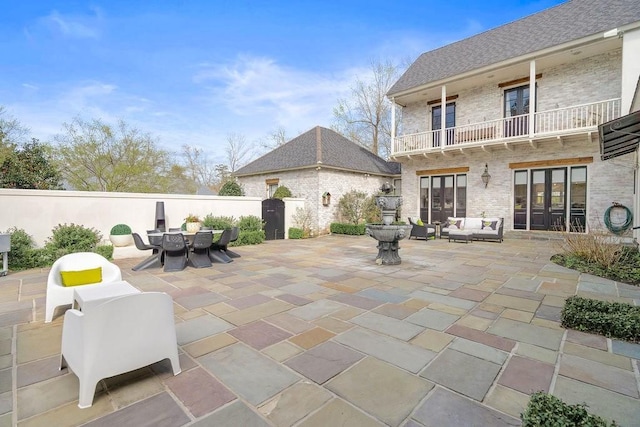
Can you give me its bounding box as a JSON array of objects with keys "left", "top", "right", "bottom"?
[
  {"left": 257, "top": 126, "right": 288, "bottom": 152},
  {"left": 332, "top": 59, "right": 402, "bottom": 159},
  {"left": 225, "top": 132, "right": 253, "bottom": 172},
  {"left": 181, "top": 144, "right": 217, "bottom": 188}
]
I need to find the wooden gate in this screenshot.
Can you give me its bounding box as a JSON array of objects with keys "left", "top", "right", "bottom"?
[{"left": 262, "top": 198, "right": 285, "bottom": 240}]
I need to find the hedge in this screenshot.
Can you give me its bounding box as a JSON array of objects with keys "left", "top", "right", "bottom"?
[
  {"left": 288, "top": 227, "right": 304, "bottom": 239},
  {"left": 521, "top": 392, "right": 617, "bottom": 426},
  {"left": 561, "top": 296, "right": 640, "bottom": 343},
  {"left": 330, "top": 223, "right": 367, "bottom": 235}
]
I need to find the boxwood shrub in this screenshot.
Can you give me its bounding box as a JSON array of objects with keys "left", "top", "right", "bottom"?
[
  {"left": 288, "top": 227, "right": 304, "bottom": 239},
  {"left": 561, "top": 296, "right": 640, "bottom": 343},
  {"left": 521, "top": 392, "right": 617, "bottom": 426},
  {"left": 330, "top": 223, "right": 366, "bottom": 235}
]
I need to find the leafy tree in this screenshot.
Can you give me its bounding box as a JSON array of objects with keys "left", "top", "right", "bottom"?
[
  {"left": 332, "top": 59, "right": 401, "bottom": 159},
  {"left": 338, "top": 190, "right": 370, "bottom": 224},
  {"left": 218, "top": 179, "right": 244, "bottom": 196},
  {"left": 0, "top": 106, "right": 29, "bottom": 165},
  {"left": 0, "top": 139, "right": 63, "bottom": 189},
  {"left": 54, "top": 117, "right": 176, "bottom": 192},
  {"left": 272, "top": 185, "right": 292, "bottom": 199}
]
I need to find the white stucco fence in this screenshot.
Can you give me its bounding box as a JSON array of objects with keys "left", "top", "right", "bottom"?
[{"left": 0, "top": 189, "right": 305, "bottom": 247}]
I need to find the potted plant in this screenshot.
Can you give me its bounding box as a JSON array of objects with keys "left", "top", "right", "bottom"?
[
  {"left": 109, "top": 224, "right": 133, "bottom": 247},
  {"left": 184, "top": 214, "right": 201, "bottom": 233}
]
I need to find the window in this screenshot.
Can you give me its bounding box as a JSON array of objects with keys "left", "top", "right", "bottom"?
[
  {"left": 419, "top": 173, "right": 466, "bottom": 223},
  {"left": 268, "top": 183, "right": 278, "bottom": 198}
]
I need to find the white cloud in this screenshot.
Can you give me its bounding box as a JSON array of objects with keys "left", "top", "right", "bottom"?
[
  {"left": 40, "top": 8, "right": 103, "bottom": 39},
  {"left": 194, "top": 54, "right": 357, "bottom": 132}
]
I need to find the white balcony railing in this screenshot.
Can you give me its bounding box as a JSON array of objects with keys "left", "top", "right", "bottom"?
[{"left": 393, "top": 98, "right": 621, "bottom": 155}]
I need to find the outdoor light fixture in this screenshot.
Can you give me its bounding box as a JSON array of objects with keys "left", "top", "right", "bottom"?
[{"left": 481, "top": 164, "right": 491, "bottom": 188}]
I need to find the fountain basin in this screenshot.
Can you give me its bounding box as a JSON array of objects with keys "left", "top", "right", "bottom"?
[{"left": 366, "top": 224, "right": 413, "bottom": 265}]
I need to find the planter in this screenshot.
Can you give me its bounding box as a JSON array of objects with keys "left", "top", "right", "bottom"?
[
  {"left": 109, "top": 234, "right": 133, "bottom": 247},
  {"left": 186, "top": 222, "right": 201, "bottom": 233}
]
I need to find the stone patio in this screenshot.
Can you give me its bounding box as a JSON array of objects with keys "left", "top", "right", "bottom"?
[{"left": 1, "top": 235, "right": 639, "bottom": 426}]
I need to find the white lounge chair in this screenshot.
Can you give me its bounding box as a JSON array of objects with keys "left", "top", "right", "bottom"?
[
  {"left": 60, "top": 292, "right": 181, "bottom": 408},
  {"left": 45, "top": 252, "right": 122, "bottom": 323}
]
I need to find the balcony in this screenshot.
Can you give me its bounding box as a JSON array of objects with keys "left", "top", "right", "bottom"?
[{"left": 392, "top": 98, "right": 621, "bottom": 156}]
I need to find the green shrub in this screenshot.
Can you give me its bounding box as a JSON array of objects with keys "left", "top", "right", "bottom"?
[
  {"left": 202, "top": 214, "right": 235, "bottom": 230},
  {"left": 230, "top": 230, "right": 265, "bottom": 246},
  {"left": 109, "top": 224, "right": 131, "bottom": 235},
  {"left": 237, "top": 215, "right": 263, "bottom": 232},
  {"left": 45, "top": 223, "right": 102, "bottom": 256},
  {"left": 288, "top": 227, "right": 304, "bottom": 239},
  {"left": 561, "top": 296, "right": 640, "bottom": 342},
  {"left": 521, "top": 392, "right": 617, "bottom": 426},
  {"left": 95, "top": 244, "right": 114, "bottom": 260},
  {"left": 337, "top": 190, "right": 370, "bottom": 224},
  {"left": 330, "top": 222, "right": 367, "bottom": 235},
  {"left": 272, "top": 185, "right": 292, "bottom": 199},
  {"left": 552, "top": 246, "right": 640, "bottom": 286},
  {"left": 218, "top": 180, "right": 244, "bottom": 196}
]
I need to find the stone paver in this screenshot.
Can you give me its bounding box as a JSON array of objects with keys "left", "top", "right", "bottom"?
[
  {"left": 3, "top": 236, "right": 639, "bottom": 426},
  {"left": 326, "top": 357, "right": 434, "bottom": 427},
  {"left": 420, "top": 349, "right": 501, "bottom": 401},
  {"left": 285, "top": 341, "right": 363, "bottom": 384},
  {"left": 412, "top": 387, "right": 520, "bottom": 426}
]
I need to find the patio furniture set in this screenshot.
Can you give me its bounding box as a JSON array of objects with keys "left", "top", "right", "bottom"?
[
  {"left": 45, "top": 252, "right": 181, "bottom": 408},
  {"left": 132, "top": 227, "right": 241, "bottom": 272},
  {"left": 408, "top": 216, "right": 504, "bottom": 243}
]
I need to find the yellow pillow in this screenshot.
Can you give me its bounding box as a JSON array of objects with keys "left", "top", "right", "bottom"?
[
  {"left": 60, "top": 267, "right": 103, "bottom": 287},
  {"left": 416, "top": 218, "right": 424, "bottom": 226}
]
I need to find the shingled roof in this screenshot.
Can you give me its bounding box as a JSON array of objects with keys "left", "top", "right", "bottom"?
[
  {"left": 234, "top": 126, "right": 400, "bottom": 177},
  {"left": 388, "top": 0, "right": 640, "bottom": 96}
]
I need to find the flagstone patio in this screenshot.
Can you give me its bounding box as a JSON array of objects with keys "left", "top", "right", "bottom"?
[{"left": 1, "top": 235, "right": 639, "bottom": 426}]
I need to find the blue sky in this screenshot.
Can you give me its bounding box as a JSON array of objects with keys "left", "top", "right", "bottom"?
[{"left": 1, "top": 0, "right": 563, "bottom": 164}]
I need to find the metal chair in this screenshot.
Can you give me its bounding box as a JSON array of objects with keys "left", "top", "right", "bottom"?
[
  {"left": 131, "top": 233, "right": 163, "bottom": 271},
  {"left": 209, "top": 229, "right": 233, "bottom": 263},
  {"left": 189, "top": 231, "right": 213, "bottom": 268},
  {"left": 168, "top": 228, "right": 182, "bottom": 232},
  {"left": 162, "top": 233, "right": 188, "bottom": 272}
]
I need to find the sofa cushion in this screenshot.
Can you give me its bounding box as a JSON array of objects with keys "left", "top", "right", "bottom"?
[{"left": 465, "top": 218, "right": 483, "bottom": 230}]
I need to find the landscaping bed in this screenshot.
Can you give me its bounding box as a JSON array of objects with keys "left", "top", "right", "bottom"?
[
  {"left": 521, "top": 392, "right": 618, "bottom": 426},
  {"left": 561, "top": 296, "right": 640, "bottom": 343}
]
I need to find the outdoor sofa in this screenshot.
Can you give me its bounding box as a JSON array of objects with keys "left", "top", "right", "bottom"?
[{"left": 441, "top": 217, "right": 504, "bottom": 243}]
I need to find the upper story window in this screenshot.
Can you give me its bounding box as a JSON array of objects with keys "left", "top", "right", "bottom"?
[
  {"left": 432, "top": 103, "right": 456, "bottom": 129},
  {"left": 504, "top": 85, "right": 529, "bottom": 117}
]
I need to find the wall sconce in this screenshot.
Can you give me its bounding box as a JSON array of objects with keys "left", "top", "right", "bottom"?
[
  {"left": 322, "top": 192, "right": 331, "bottom": 206},
  {"left": 481, "top": 164, "right": 491, "bottom": 188}
]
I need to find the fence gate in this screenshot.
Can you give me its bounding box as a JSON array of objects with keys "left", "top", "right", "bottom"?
[{"left": 262, "top": 198, "right": 285, "bottom": 240}]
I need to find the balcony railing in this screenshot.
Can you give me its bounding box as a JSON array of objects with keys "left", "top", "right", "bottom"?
[{"left": 393, "top": 98, "right": 621, "bottom": 155}]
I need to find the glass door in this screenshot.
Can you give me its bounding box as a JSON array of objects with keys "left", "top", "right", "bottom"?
[
  {"left": 432, "top": 103, "right": 456, "bottom": 147},
  {"left": 530, "top": 168, "right": 566, "bottom": 230},
  {"left": 431, "top": 175, "right": 455, "bottom": 223},
  {"left": 504, "top": 85, "right": 529, "bottom": 137}
]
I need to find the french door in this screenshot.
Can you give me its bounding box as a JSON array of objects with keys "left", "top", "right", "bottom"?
[
  {"left": 530, "top": 168, "right": 566, "bottom": 231},
  {"left": 432, "top": 103, "right": 456, "bottom": 147},
  {"left": 504, "top": 85, "right": 529, "bottom": 137},
  {"left": 420, "top": 174, "right": 466, "bottom": 223}
]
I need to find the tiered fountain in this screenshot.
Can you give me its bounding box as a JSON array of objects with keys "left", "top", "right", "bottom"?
[{"left": 365, "top": 183, "right": 413, "bottom": 265}]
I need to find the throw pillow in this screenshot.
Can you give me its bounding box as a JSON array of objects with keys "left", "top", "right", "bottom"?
[
  {"left": 482, "top": 220, "right": 498, "bottom": 230},
  {"left": 60, "top": 267, "right": 103, "bottom": 287},
  {"left": 448, "top": 219, "right": 462, "bottom": 229},
  {"left": 416, "top": 218, "right": 424, "bottom": 226}
]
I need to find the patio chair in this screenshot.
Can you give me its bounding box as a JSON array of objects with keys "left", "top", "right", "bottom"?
[
  {"left": 408, "top": 217, "right": 436, "bottom": 240},
  {"left": 168, "top": 228, "right": 182, "bottom": 232},
  {"left": 147, "top": 230, "right": 163, "bottom": 247},
  {"left": 209, "top": 229, "right": 233, "bottom": 263},
  {"left": 223, "top": 226, "right": 242, "bottom": 258},
  {"left": 189, "top": 231, "right": 213, "bottom": 268},
  {"left": 131, "top": 233, "right": 163, "bottom": 271},
  {"left": 162, "top": 233, "right": 188, "bottom": 272},
  {"left": 45, "top": 252, "right": 123, "bottom": 323},
  {"left": 60, "top": 292, "right": 181, "bottom": 408}
]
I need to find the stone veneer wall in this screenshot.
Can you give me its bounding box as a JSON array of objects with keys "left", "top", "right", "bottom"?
[
  {"left": 238, "top": 169, "right": 394, "bottom": 234},
  {"left": 399, "top": 137, "right": 635, "bottom": 234},
  {"left": 401, "top": 50, "right": 622, "bottom": 134}
]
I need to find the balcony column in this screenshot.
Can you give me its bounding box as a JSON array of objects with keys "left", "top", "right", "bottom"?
[
  {"left": 529, "top": 60, "right": 536, "bottom": 137},
  {"left": 441, "top": 85, "right": 447, "bottom": 149},
  {"left": 391, "top": 98, "right": 396, "bottom": 141}
]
